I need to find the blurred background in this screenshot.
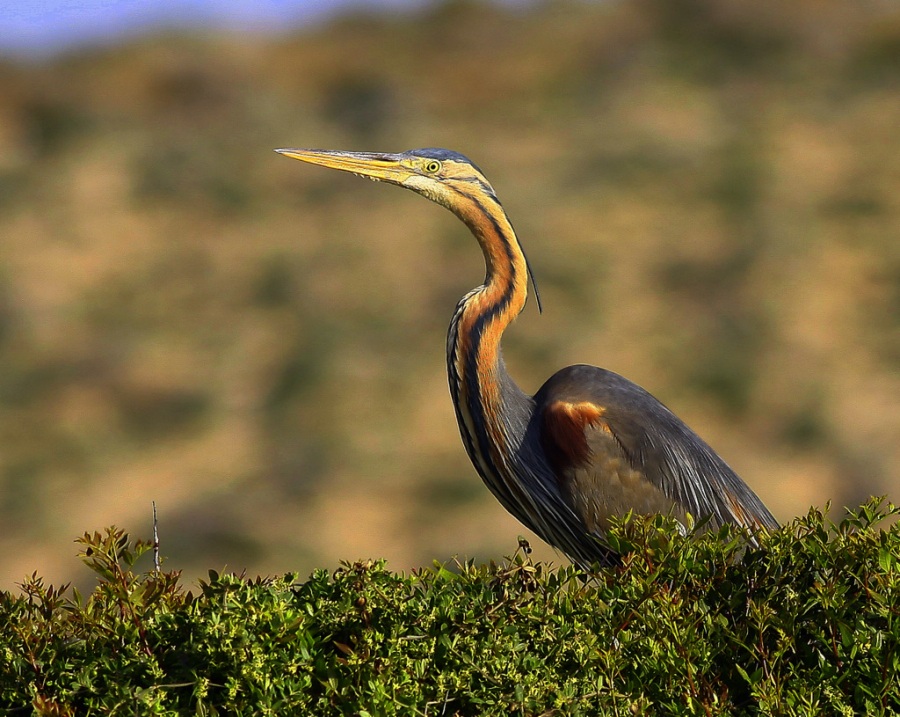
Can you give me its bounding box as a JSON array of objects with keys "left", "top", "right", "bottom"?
[{"left": 0, "top": 0, "right": 898, "bottom": 591}]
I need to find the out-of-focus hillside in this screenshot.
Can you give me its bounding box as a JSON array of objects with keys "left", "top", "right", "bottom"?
[{"left": 0, "top": 0, "right": 898, "bottom": 590}]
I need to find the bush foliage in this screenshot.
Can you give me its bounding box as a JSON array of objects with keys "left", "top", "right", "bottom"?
[{"left": 2, "top": 500, "right": 899, "bottom": 715}]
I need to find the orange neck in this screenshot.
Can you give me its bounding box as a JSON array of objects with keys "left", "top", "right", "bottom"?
[{"left": 446, "top": 188, "right": 530, "bottom": 479}]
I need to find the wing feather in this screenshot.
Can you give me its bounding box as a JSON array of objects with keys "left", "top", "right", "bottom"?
[{"left": 535, "top": 365, "right": 778, "bottom": 534}]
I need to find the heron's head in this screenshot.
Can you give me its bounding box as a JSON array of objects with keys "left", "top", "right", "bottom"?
[
  {"left": 278, "top": 146, "right": 542, "bottom": 311},
  {"left": 275, "top": 147, "right": 498, "bottom": 216}
]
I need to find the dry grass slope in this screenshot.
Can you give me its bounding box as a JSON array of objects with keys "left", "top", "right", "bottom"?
[{"left": 0, "top": 0, "right": 898, "bottom": 589}]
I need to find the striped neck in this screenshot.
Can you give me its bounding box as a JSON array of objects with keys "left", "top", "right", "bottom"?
[{"left": 446, "top": 189, "right": 532, "bottom": 498}]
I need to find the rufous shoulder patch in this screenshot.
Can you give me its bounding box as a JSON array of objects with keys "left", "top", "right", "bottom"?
[{"left": 541, "top": 400, "right": 607, "bottom": 471}]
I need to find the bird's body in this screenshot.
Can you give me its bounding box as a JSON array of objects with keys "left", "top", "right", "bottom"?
[{"left": 277, "top": 146, "right": 778, "bottom": 566}]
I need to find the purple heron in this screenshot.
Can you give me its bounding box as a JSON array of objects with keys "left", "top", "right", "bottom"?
[{"left": 276, "top": 147, "right": 778, "bottom": 566}]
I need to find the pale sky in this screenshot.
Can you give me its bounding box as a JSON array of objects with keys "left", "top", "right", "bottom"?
[{"left": 0, "top": 0, "right": 431, "bottom": 57}]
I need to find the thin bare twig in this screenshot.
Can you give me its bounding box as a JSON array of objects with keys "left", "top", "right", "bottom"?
[{"left": 152, "top": 501, "right": 160, "bottom": 572}]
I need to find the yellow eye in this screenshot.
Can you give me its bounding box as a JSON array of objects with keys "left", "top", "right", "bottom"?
[{"left": 424, "top": 160, "right": 442, "bottom": 174}]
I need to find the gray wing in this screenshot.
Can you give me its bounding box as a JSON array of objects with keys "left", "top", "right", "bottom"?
[{"left": 535, "top": 364, "right": 779, "bottom": 534}]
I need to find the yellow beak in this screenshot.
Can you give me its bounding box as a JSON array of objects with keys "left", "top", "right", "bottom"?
[{"left": 275, "top": 148, "right": 412, "bottom": 185}]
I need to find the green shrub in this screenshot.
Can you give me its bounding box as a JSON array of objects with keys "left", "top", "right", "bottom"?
[{"left": 2, "top": 499, "right": 898, "bottom": 715}]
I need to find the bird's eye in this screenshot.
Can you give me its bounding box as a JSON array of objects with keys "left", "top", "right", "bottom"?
[{"left": 424, "top": 160, "right": 442, "bottom": 174}]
